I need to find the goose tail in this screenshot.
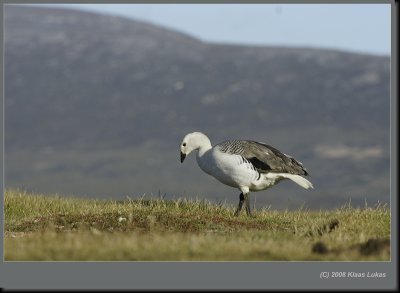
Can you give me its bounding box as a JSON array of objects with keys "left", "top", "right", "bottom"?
[{"left": 281, "top": 174, "right": 314, "bottom": 189}]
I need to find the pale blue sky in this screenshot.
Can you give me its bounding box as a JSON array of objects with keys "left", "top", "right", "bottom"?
[{"left": 31, "top": 3, "right": 391, "bottom": 56}]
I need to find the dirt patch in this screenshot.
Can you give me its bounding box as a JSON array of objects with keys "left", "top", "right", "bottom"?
[
  {"left": 4, "top": 231, "right": 33, "bottom": 238},
  {"left": 358, "top": 238, "right": 390, "bottom": 256},
  {"left": 307, "top": 218, "right": 340, "bottom": 237}
]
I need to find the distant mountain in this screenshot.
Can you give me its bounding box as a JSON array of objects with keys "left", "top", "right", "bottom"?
[{"left": 4, "top": 5, "right": 391, "bottom": 209}]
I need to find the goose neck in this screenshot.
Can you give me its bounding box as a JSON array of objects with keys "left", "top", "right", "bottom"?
[{"left": 197, "top": 141, "right": 212, "bottom": 157}]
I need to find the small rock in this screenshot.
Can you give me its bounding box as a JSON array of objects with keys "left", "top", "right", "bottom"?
[{"left": 312, "top": 241, "right": 329, "bottom": 254}]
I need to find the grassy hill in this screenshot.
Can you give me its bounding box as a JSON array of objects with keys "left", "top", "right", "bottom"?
[{"left": 4, "top": 189, "right": 390, "bottom": 261}]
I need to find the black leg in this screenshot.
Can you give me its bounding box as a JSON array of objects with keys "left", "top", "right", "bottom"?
[
  {"left": 234, "top": 193, "right": 245, "bottom": 216},
  {"left": 244, "top": 193, "right": 253, "bottom": 217}
]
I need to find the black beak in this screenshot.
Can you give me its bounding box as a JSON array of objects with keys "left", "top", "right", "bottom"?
[{"left": 180, "top": 152, "right": 186, "bottom": 163}]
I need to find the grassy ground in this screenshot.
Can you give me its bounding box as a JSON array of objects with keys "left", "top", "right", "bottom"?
[{"left": 4, "top": 189, "right": 390, "bottom": 261}]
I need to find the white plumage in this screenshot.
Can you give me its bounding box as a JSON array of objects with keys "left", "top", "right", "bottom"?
[{"left": 180, "top": 132, "right": 313, "bottom": 216}]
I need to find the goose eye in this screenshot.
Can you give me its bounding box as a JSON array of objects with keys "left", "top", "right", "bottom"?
[{"left": 182, "top": 143, "right": 186, "bottom": 147}]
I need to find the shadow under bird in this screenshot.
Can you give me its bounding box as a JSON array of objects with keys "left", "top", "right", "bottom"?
[{"left": 180, "top": 132, "right": 314, "bottom": 217}]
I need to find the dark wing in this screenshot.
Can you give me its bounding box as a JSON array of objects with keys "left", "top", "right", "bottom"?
[{"left": 242, "top": 141, "right": 308, "bottom": 175}]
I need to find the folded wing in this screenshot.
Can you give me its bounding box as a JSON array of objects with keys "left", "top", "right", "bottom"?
[
  {"left": 243, "top": 141, "right": 308, "bottom": 175},
  {"left": 217, "top": 140, "right": 308, "bottom": 176}
]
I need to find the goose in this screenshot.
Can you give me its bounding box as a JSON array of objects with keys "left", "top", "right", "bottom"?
[{"left": 179, "top": 132, "right": 313, "bottom": 217}]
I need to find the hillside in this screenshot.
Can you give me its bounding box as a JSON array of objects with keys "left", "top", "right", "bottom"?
[{"left": 4, "top": 5, "right": 391, "bottom": 209}]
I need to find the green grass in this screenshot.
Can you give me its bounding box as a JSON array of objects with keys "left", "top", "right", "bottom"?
[{"left": 4, "top": 189, "right": 390, "bottom": 261}]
